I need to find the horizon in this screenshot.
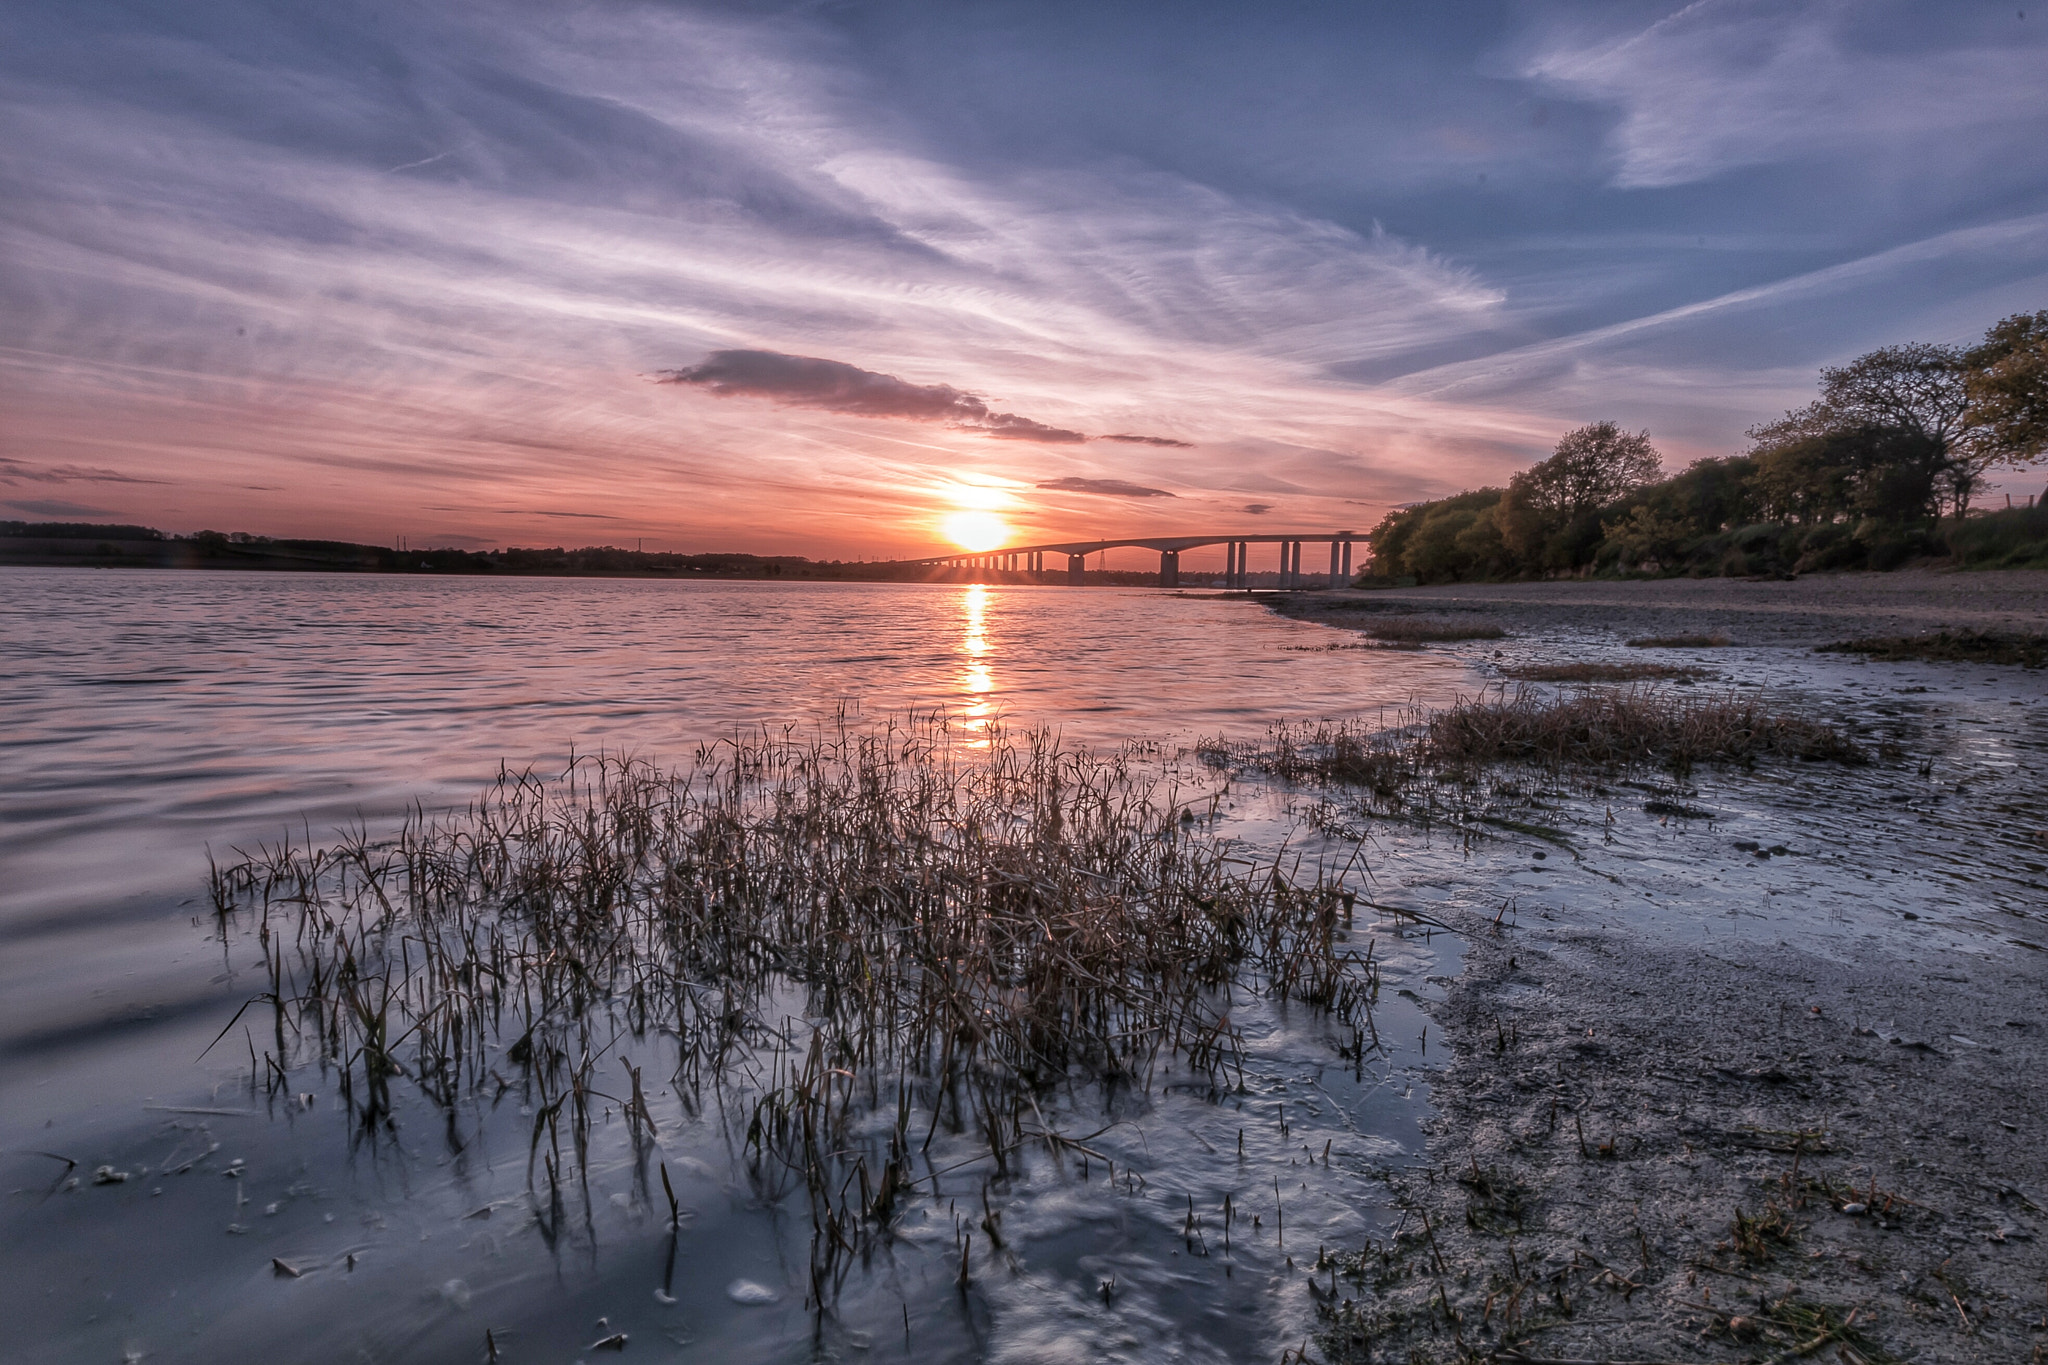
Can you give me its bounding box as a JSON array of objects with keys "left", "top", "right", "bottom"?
[{"left": 4, "top": 2, "right": 2047, "bottom": 562}]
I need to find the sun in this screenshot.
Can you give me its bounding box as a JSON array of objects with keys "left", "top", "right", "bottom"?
[{"left": 942, "top": 510, "right": 1009, "bottom": 553}]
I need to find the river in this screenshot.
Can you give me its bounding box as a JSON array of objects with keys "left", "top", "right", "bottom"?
[{"left": 1, "top": 571, "right": 1474, "bottom": 1364}]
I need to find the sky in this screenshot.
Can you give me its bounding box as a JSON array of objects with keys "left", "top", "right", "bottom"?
[{"left": 3, "top": 0, "right": 2045, "bottom": 560}]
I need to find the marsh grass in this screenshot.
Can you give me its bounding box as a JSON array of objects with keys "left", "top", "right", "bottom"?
[
  {"left": 208, "top": 718, "right": 1381, "bottom": 1300},
  {"left": 1817, "top": 629, "right": 2048, "bottom": 668},
  {"left": 1201, "top": 686, "right": 1865, "bottom": 813},
  {"left": 1625, "top": 633, "right": 1731, "bottom": 648},
  {"left": 1499, "top": 662, "right": 1705, "bottom": 682}
]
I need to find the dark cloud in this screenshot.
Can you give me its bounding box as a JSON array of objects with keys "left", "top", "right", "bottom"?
[
  {"left": 660, "top": 350, "right": 1085, "bottom": 443},
  {"left": 1241, "top": 503, "right": 1273, "bottom": 515},
  {"left": 0, "top": 458, "right": 166, "bottom": 485},
  {"left": 1098, "top": 433, "right": 1192, "bottom": 448},
  {"left": 5, "top": 497, "right": 116, "bottom": 517},
  {"left": 493, "top": 509, "right": 622, "bottom": 519},
  {"left": 1036, "top": 477, "right": 1174, "bottom": 498}
]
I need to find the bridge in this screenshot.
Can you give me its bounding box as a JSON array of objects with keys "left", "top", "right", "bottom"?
[{"left": 911, "top": 532, "right": 1368, "bottom": 589}]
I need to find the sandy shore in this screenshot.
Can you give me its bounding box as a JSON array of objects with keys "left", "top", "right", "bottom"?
[{"left": 1273, "top": 572, "right": 2048, "bottom": 1363}]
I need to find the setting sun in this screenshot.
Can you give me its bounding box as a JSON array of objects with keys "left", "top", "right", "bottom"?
[{"left": 942, "top": 510, "right": 1009, "bottom": 553}]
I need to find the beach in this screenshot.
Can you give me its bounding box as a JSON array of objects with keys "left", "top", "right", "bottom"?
[{"left": 1270, "top": 571, "right": 2048, "bottom": 1363}]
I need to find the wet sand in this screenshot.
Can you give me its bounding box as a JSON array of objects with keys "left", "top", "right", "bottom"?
[{"left": 1277, "top": 571, "right": 2048, "bottom": 1362}]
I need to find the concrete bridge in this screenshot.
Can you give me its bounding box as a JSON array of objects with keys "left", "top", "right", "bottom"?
[{"left": 913, "top": 532, "right": 1367, "bottom": 589}]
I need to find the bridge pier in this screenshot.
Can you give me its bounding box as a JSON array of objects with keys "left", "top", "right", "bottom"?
[
  {"left": 1341, "top": 538, "right": 1352, "bottom": 583},
  {"left": 1159, "top": 549, "right": 1178, "bottom": 588},
  {"left": 1068, "top": 553, "right": 1086, "bottom": 585},
  {"left": 1328, "top": 539, "right": 1341, "bottom": 588}
]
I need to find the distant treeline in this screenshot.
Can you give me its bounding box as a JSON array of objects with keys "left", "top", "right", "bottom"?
[
  {"left": 1366, "top": 311, "right": 2048, "bottom": 583},
  {"left": 0, "top": 523, "right": 953, "bottom": 579},
  {"left": 0, "top": 523, "right": 1177, "bottom": 584}
]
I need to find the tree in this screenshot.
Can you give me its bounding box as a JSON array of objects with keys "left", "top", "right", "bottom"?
[
  {"left": 1510, "top": 422, "right": 1664, "bottom": 520},
  {"left": 1963, "top": 309, "right": 2048, "bottom": 470},
  {"left": 1752, "top": 344, "right": 1991, "bottom": 516},
  {"left": 1494, "top": 422, "right": 1662, "bottom": 569}
]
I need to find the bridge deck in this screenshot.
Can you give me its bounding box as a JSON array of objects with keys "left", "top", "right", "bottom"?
[{"left": 908, "top": 531, "right": 1366, "bottom": 565}]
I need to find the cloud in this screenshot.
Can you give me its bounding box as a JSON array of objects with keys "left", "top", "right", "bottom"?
[
  {"left": 495, "top": 509, "right": 622, "bottom": 519},
  {"left": 1524, "top": 3, "right": 2048, "bottom": 189},
  {"left": 5, "top": 497, "right": 117, "bottom": 517},
  {"left": 1036, "top": 477, "right": 1174, "bottom": 498},
  {"left": 661, "top": 350, "right": 1085, "bottom": 443},
  {"left": 1241, "top": 503, "right": 1273, "bottom": 515},
  {"left": 0, "top": 457, "right": 166, "bottom": 485},
  {"left": 1098, "top": 433, "right": 1192, "bottom": 448}
]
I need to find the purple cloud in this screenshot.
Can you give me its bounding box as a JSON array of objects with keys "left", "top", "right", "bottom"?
[
  {"left": 4, "top": 497, "right": 117, "bottom": 517},
  {"left": 1098, "top": 433, "right": 1193, "bottom": 448},
  {"left": 1037, "top": 477, "right": 1175, "bottom": 498},
  {"left": 660, "top": 350, "right": 1086, "bottom": 443}
]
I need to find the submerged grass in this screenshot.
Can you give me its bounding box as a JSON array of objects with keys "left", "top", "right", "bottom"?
[
  {"left": 1625, "top": 632, "right": 1731, "bottom": 648},
  {"left": 208, "top": 718, "right": 1381, "bottom": 1300},
  {"left": 1498, "top": 662, "right": 1705, "bottom": 682},
  {"left": 1817, "top": 629, "right": 2048, "bottom": 668}
]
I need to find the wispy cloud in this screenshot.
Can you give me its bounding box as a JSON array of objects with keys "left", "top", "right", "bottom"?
[
  {"left": 1036, "top": 477, "right": 1174, "bottom": 498},
  {"left": 0, "top": 457, "right": 167, "bottom": 485},
  {"left": 1099, "top": 433, "right": 1192, "bottom": 449},
  {"left": 1524, "top": 1, "right": 2048, "bottom": 188}
]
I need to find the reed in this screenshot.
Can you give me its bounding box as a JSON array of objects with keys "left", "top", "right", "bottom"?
[
  {"left": 1202, "top": 685, "right": 1865, "bottom": 801},
  {"left": 209, "top": 716, "right": 1380, "bottom": 1295}
]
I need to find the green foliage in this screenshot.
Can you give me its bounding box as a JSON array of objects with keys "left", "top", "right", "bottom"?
[
  {"left": 1964, "top": 309, "right": 2048, "bottom": 468},
  {"left": 1364, "top": 314, "right": 2048, "bottom": 583}
]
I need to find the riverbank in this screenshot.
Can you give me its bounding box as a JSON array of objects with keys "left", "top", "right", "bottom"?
[
  {"left": 1264, "top": 572, "right": 2048, "bottom": 1362},
  {"left": 1282, "top": 567, "right": 2048, "bottom": 644}
]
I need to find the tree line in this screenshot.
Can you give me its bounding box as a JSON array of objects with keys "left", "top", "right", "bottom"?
[{"left": 1366, "top": 310, "right": 2048, "bottom": 582}]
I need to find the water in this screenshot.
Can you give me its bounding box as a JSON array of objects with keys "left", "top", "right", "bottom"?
[
  {"left": 8, "top": 570, "right": 2041, "bottom": 1363},
  {"left": 1, "top": 571, "right": 1475, "bottom": 1364}
]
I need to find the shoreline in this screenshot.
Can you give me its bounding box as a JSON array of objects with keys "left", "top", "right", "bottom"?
[{"left": 1274, "top": 573, "right": 2048, "bottom": 1362}]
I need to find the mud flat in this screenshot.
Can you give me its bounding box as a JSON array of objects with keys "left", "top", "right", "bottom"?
[
  {"left": 1326, "top": 909, "right": 2048, "bottom": 1364},
  {"left": 1297, "top": 567, "right": 2048, "bottom": 647},
  {"left": 1264, "top": 573, "right": 2048, "bottom": 1362}
]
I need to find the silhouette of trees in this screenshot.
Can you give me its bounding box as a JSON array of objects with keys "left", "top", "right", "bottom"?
[{"left": 1964, "top": 309, "right": 2048, "bottom": 471}]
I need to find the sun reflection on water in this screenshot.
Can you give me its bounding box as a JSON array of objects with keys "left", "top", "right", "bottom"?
[{"left": 959, "top": 584, "right": 996, "bottom": 742}]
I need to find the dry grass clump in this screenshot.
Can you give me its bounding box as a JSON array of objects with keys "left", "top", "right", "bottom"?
[
  {"left": 1817, "top": 629, "right": 2048, "bottom": 668},
  {"left": 1426, "top": 687, "right": 1866, "bottom": 770},
  {"left": 1203, "top": 687, "right": 1864, "bottom": 801},
  {"left": 1625, "top": 632, "right": 1730, "bottom": 648},
  {"left": 208, "top": 719, "right": 1379, "bottom": 1299},
  {"left": 1200, "top": 719, "right": 1424, "bottom": 801},
  {"left": 1499, "top": 662, "right": 1705, "bottom": 682},
  {"left": 1362, "top": 616, "right": 1507, "bottom": 643}
]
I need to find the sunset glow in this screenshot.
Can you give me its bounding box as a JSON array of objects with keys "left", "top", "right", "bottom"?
[
  {"left": 2, "top": 4, "right": 2042, "bottom": 550},
  {"left": 942, "top": 512, "right": 1010, "bottom": 555}
]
